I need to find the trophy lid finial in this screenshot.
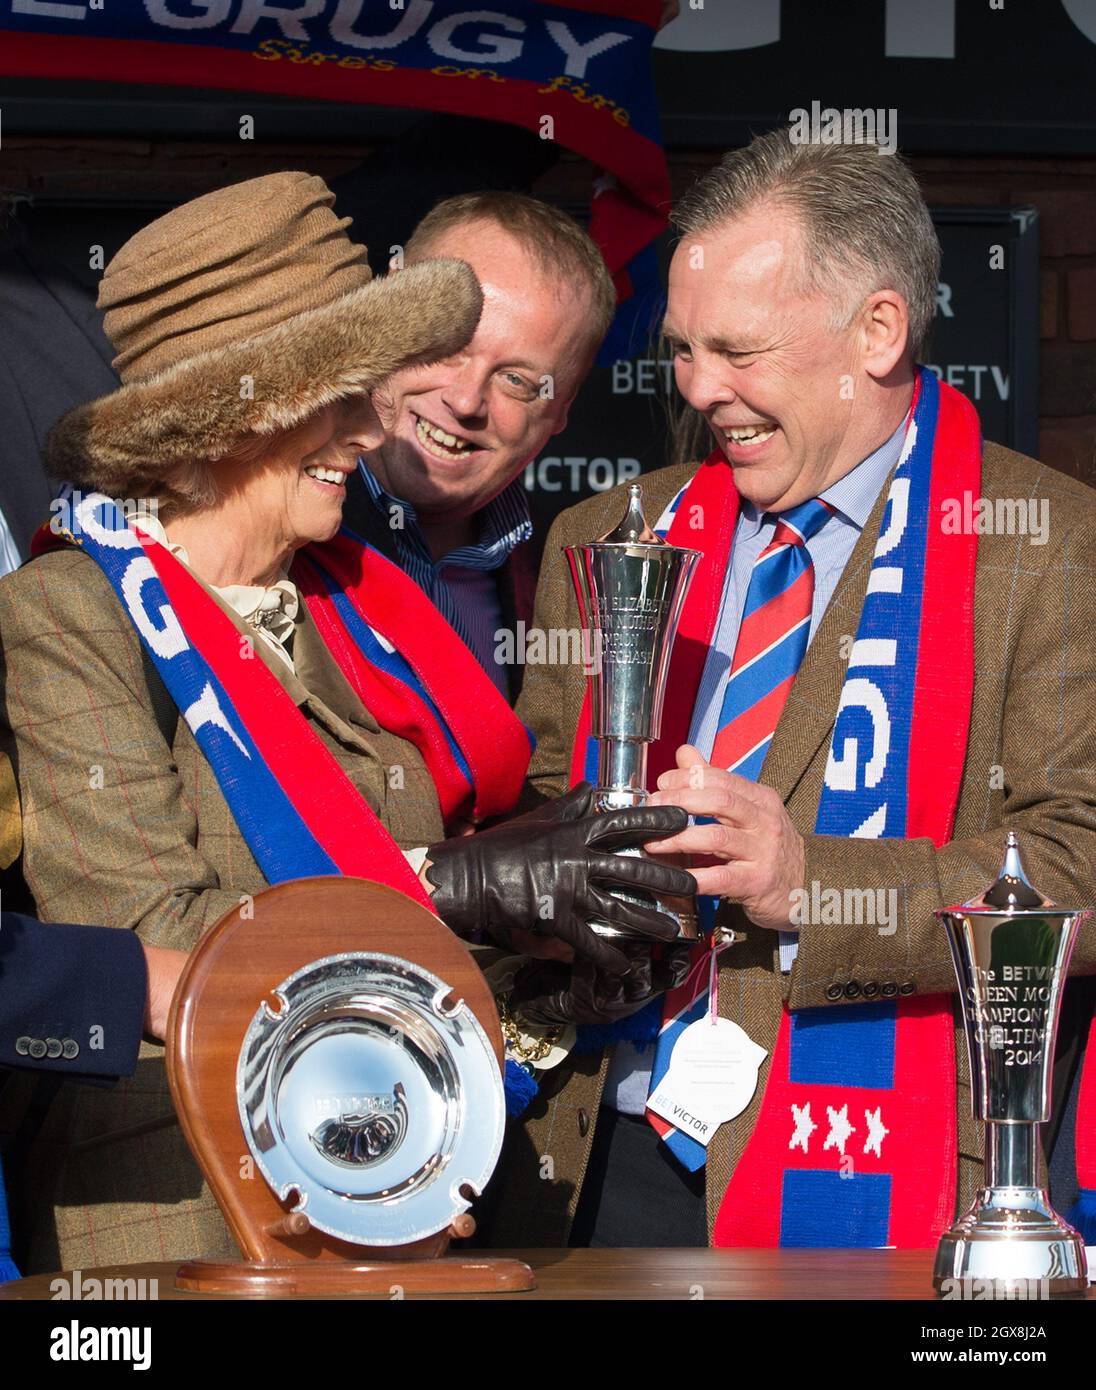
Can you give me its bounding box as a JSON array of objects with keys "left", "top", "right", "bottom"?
[
  {"left": 963, "top": 831, "right": 1054, "bottom": 911},
  {"left": 596, "top": 483, "right": 664, "bottom": 545}
]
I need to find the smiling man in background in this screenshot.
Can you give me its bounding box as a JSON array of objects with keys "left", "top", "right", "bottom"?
[{"left": 341, "top": 191, "right": 615, "bottom": 698}]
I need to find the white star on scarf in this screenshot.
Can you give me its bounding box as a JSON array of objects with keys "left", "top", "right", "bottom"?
[
  {"left": 863, "top": 1106, "right": 889, "bottom": 1158},
  {"left": 789, "top": 1101, "right": 817, "bottom": 1154},
  {"left": 823, "top": 1103, "right": 855, "bottom": 1156}
]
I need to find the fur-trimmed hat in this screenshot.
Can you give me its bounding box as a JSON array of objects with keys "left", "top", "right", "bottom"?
[{"left": 44, "top": 171, "right": 483, "bottom": 495}]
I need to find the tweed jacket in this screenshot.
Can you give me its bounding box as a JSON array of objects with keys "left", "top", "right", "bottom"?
[
  {"left": 0, "top": 545, "right": 447, "bottom": 1272},
  {"left": 484, "top": 440, "right": 1096, "bottom": 1247}
]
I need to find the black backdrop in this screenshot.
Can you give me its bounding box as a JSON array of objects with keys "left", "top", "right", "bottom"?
[{"left": 651, "top": 0, "right": 1096, "bottom": 154}]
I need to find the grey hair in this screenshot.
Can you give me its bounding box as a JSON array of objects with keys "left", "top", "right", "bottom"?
[
  {"left": 672, "top": 128, "right": 941, "bottom": 359},
  {"left": 151, "top": 463, "right": 216, "bottom": 521},
  {"left": 153, "top": 434, "right": 266, "bottom": 519}
]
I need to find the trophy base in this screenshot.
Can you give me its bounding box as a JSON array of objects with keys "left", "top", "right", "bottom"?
[
  {"left": 933, "top": 1186, "right": 1089, "bottom": 1297},
  {"left": 175, "top": 1255, "right": 536, "bottom": 1297}
]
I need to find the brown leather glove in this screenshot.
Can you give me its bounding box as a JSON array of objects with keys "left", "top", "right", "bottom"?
[
  {"left": 507, "top": 941, "right": 694, "bottom": 1027},
  {"left": 425, "top": 785, "right": 696, "bottom": 974}
]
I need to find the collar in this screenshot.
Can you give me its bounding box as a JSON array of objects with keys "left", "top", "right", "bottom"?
[
  {"left": 137, "top": 513, "right": 299, "bottom": 669},
  {"left": 820, "top": 415, "right": 908, "bottom": 530},
  {"left": 357, "top": 457, "right": 532, "bottom": 572}
]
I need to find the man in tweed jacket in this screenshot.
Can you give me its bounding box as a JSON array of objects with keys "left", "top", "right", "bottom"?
[{"left": 484, "top": 133, "right": 1096, "bottom": 1248}]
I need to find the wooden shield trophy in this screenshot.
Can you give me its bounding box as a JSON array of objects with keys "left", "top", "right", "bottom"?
[{"left": 166, "top": 875, "right": 534, "bottom": 1295}]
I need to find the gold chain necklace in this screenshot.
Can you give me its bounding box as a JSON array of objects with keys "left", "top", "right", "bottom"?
[{"left": 496, "top": 993, "right": 563, "bottom": 1067}]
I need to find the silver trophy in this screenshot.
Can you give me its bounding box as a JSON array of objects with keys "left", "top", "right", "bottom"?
[
  {"left": 237, "top": 952, "right": 505, "bottom": 1248},
  {"left": 167, "top": 877, "right": 536, "bottom": 1295},
  {"left": 565, "top": 483, "right": 700, "bottom": 941},
  {"left": 933, "top": 833, "right": 1090, "bottom": 1296}
]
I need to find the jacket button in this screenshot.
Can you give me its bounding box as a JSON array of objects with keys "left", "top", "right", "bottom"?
[
  {"left": 843, "top": 980, "right": 862, "bottom": 999},
  {"left": 62, "top": 1038, "right": 80, "bottom": 1060},
  {"left": 824, "top": 983, "right": 844, "bottom": 1001},
  {"left": 45, "top": 1037, "right": 62, "bottom": 1059},
  {"left": 880, "top": 982, "right": 898, "bottom": 998},
  {"left": 577, "top": 1108, "right": 590, "bottom": 1137},
  {"left": 28, "top": 1038, "right": 47, "bottom": 1059},
  {"left": 898, "top": 981, "right": 915, "bottom": 996},
  {"left": 15, "top": 1036, "right": 31, "bottom": 1056},
  {"left": 862, "top": 981, "right": 880, "bottom": 999}
]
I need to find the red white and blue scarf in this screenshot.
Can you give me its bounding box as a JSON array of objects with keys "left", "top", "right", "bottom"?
[
  {"left": 1072, "top": 1016, "right": 1096, "bottom": 1241},
  {"left": 35, "top": 491, "right": 531, "bottom": 909},
  {"left": 572, "top": 368, "right": 981, "bottom": 1247},
  {"left": 0, "top": 1158, "right": 17, "bottom": 1282},
  {"left": 716, "top": 371, "right": 977, "bottom": 1247}
]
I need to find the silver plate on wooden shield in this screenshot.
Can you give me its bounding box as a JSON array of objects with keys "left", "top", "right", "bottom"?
[{"left": 237, "top": 952, "right": 504, "bottom": 1248}]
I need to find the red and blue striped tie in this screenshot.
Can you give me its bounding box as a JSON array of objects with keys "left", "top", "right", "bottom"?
[
  {"left": 646, "top": 497, "right": 835, "bottom": 1169},
  {"left": 709, "top": 497, "right": 835, "bottom": 775}
]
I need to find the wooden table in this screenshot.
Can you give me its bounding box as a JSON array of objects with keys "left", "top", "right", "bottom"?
[{"left": 3, "top": 1248, "right": 1092, "bottom": 1300}]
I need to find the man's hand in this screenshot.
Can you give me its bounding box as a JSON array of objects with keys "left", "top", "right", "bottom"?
[
  {"left": 142, "top": 944, "right": 188, "bottom": 1041},
  {"left": 646, "top": 745, "right": 805, "bottom": 932}
]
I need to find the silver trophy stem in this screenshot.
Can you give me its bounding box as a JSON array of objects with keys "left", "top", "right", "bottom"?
[
  {"left": 933, "top": 834, "right": 1090, "bottom": 1297},
  {"left": 988, "top": 1124, "right": 1037, "bottom": 1189},
  {"left": 595, "top": 737, "right": 650, "bottom": 810}
]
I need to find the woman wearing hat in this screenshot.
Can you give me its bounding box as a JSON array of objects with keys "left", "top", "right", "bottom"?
[{"left": 0, "top": 172, "right": 693, "bottom": 1271}]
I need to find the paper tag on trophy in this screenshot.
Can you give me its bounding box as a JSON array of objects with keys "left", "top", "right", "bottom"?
[{"left": 647, "top": 1018, "right": 767, "bottom": 1148}]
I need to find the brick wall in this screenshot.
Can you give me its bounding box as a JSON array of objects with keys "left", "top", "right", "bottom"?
[
  {"left": 0, "top": 135, "right": 371, "bottom": 206},
  {"left": 914, "top": 156, "right": 1096, "bottom": 489},
  {"left": 3, "top": 136, "right": 1094, "bottom": 488}
]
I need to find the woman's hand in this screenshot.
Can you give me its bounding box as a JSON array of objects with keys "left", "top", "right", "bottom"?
[
  {"left": 142, "top": 945, "right": 188, "bottom": 1041},
  {"left": 508, "top": 941, "right": 693, "bottom": 1027},
  {"left": 423, "top": 784, "right": 697, "bottom": 973}
]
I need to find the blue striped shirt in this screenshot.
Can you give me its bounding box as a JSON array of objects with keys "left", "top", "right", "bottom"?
[
  {"left": 0, "top": 503, "right": 21, "bottom": 578},
  {"left": 355, "top": 459, "right": 532, "bottom": 694}
]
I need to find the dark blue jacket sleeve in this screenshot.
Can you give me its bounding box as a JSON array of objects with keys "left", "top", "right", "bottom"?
[{"left": 0, "top": 912, "right": 146, "bottom": 1078}]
